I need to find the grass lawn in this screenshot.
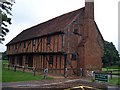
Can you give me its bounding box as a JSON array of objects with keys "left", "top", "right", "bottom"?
[
  {"left": 109, "top": 77, "right": 120, "bottom": 85},
  {"left": 0, "top": 60, "right": 2, "bottom": 82},
  {"left": 102, "top": 65, "right": 120, "bottom": 75},
  {"left": 2, "top": 60, "right": 8, "bottom": 64},
  {"left": 101, "top": 65, "right": 120, "bottom": 85},
  {"left": 89, "top": 76, "right": 120, "bottom": 86},
  {"left": 2, "top": 67, "right": 53, "bottom": 82}
]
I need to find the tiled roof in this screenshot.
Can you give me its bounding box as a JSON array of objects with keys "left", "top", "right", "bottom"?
[{"left": 7, "top": 8, "right": 85, "bottom": 45}]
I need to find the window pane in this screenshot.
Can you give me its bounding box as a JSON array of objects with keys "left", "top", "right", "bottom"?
[
  {"left": 24, "top": 42, "right": 26, "bottom": 48},
  {"left": 33, "top": 40, "right": 35, "bottom": 46},
  {"left": 73, "top": 29, "right": 78, "bottom": 34},
  {"left": 49, "top": 55, "right": 53, "bottom": 64},
  {"left": 47, "top": 36, "right": 50, "bottom": 45},
  {"left": 71, "top": 53, "right": 77, "bottom": 60}
]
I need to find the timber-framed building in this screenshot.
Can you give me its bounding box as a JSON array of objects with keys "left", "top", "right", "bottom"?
[{"left": 6, "top": 0, "right": 104, "bottom": 77}]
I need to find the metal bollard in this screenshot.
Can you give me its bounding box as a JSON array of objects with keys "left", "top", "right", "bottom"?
[
  {"left": 80, "top": 68, "right": 83, "bottom": 77},
  {"left": 14, "top": 65, "right": 16, "bottom": 72},
  {"left": 64, "top": 68, "right": 67, "bottom": 78},
  {"left": 22, "top": 66, "right": 25, "bottom": 72},
  {"left": 33, "top": 67, "right": 36, "bottom": 76},
  {"left": 44, "top": 68, "right": 48, "bottom": 79}
]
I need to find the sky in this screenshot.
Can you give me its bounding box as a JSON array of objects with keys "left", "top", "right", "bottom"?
[{"left": 0, "top": 0, "right": 119, "bottom": 53}]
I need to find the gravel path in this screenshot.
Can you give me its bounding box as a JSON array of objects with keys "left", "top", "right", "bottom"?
[{"left": 2, "top": 78, "right": 120, "bottom": 90}]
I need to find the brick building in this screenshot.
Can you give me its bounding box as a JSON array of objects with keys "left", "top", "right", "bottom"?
[{"left": 6, "top": 0, "right": 104, "bottom": 77}]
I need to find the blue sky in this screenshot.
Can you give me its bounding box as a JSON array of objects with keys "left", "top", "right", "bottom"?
[{"left": 0, "top": 0, "right": 119, "bottom": 53}]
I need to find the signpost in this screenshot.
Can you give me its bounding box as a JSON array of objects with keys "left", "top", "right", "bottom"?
[{"left": 95, "top": 73, "right": 108, "bottom": 82}]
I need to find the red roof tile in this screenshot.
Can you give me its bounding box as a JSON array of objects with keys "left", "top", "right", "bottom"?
[{"left": 6, "top": 8, "right": 85, "bottom": 45}]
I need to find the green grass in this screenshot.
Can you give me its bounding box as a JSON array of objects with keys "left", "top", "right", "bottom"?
[
  {"left": 102, "top": 65, "right": 120, "bottom": 74},
  {"left": 2, "top": 60, "right": 8, "bottom": 64},
  {"left": 0, "top": 60, "right": 2, "bottom": 82},
  {"left": 109, "top": 77, "right": 120, "bottom": 85},
  {"left": 107, "top": 65, "right": 119, "bottom": 69},
  {"left": 90, "top": 77, "right": 120, "bottom": 86},
  {"left": 102, "top": 65, "right": 120, "bottom": 72},
  {"left": 2, "top": 67, "right": 53, "bottom": 82},
  {"left": 101, "top": 65, "right": 120, "bottom": 85},
  {"left": 102, "top": 68, "right": 120, "bottom": 71}
]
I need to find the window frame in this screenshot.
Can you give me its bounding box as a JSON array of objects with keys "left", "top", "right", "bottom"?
[
  {"left": 32, "top": 39, "right": 36, "bottom": 46},
  {"left": 71, "top": 53, "right": 77, "bottom": 60},
  {"left": 48, "top": 55, "right": 53, "bottom": 64},
  {"left": 15, "top": 44, "right": 17, "bottom": 49},
  {"left": 24, "top": 42, "right": 26, "bottom": 48},
  {"left": 46, "top": 36, "right": 51, "bottom": 45},
  {"left": 73, "top": 28, "right": 78, "bottom": 34}
]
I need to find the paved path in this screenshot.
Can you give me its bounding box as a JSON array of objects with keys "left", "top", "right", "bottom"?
[{"left": 2, "top": 78, "right": 120, "bottom": 90}]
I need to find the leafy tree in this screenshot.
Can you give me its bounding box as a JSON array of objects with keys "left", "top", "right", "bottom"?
[
  {"left": 102, "top": 41, "right": 120, "bottom": 67},
  {"left": 0, "top": 0, "right": 15, "bottom": 44},
  {"left": 2, "top": 51, "right": 8, "bottom": 60}
]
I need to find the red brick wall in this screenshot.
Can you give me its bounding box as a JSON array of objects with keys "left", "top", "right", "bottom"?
[{"left": 81, "top": 18, "right": 103, "bottom": 76}]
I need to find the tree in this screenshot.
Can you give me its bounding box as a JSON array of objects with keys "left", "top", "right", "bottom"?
[
  {"left": 2, "top": 51, "right": 8, "bottom": 60},
  {"left": 102, "top": 41, "right": 120, "bottom": 67},
  {"left": 0, "top": 0, "right": 15, "bottom": 44}
]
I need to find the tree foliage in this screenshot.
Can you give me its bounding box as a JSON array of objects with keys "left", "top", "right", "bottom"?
[
  {"left": 102, "top": 41, "right": 120, "bottom": 67},
  {"left": 2, "top": 51, "right": 8, "bottom": 60},
  {"left": 0, "top": 0, "right": 15, "bottom": 44}
]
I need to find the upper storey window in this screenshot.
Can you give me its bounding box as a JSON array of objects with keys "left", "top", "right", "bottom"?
[
  {"left": 19, "top": 43, "right": 21, "bottom": 47},
  {"left": 15, "top": 44, "right": 17, "bottom": 49},
  {"left": 24, "top": 42, "right": 26, "bottom": 48},
  {"left": 71, "top": 53, "right": 77, "bottom": 60},
  {"left": 62, "top": 34, "right": 64, "bottom": 48},
  {"left": 73, "top": 28, "right": 78, "bottom": 34},
  {"left": 47, "top": 36, "right": 50, "bottom": 45},
  {"left": 39, "top": 38, "right": 42, "bottom": 42},
  {"left": 32, "top": 39, "right": 36, "bottom": 46},
  {"left": 73, "top": 20, "right": 79, "bottom": 35}
]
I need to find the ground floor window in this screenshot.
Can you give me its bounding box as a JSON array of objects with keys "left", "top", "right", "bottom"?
[
  {"left": 25, "top": 56, "right": 28, "bottom": 64},
  {"left": 9, "top": 56, "right": 15, "bottom": 65},
  {"left": 48, "top": 55, "right": 53, "bottom": 65},
  {"left": 26, "top": 55, "right": 33, "bottom": 67}
]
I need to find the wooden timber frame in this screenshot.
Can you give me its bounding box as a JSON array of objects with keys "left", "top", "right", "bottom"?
[
  {"left": 7, "top": 13, "right": 83, "bottom": 77},
  {"left": 8, "top": 52, "right": 70, "bottom": 76},
  {"left": 6, "top": 1, "right": 104, "bottom": 77}
]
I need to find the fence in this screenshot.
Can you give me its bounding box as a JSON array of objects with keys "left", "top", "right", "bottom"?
[
  {"left": 3, "top": 64, "right": 36, "bottom": 76},
  {"left": 2, "top": 64, "right": 84, "bottom": 77}
]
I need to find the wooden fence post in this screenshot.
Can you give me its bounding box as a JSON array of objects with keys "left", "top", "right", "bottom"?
[
  {"left": 110, "top": 71, "right": 112, "bottom": 79},
  {"left": 8, "top": 64, "right": 10, "bottom": 70}
]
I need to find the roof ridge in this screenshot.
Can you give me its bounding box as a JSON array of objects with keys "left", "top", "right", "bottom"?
[
  {"left": 6, "top": 7, "right": 85, "bottom": 45},
  {"left": 24, "top": 7, "right": 85, "bottom": 32}
]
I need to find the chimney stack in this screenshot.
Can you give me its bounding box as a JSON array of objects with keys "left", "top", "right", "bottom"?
[{"left": 85, "top": 0, "right": 94, "bottom": 19}]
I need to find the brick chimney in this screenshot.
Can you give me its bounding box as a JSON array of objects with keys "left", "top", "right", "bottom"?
[{"left": 85, "top": 0, "right": 94, "bottom": 19}]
